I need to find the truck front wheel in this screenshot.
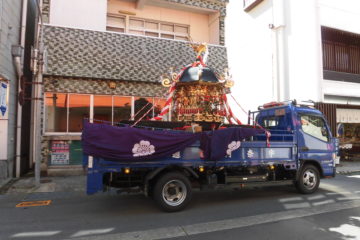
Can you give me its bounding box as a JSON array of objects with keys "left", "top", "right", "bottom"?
[
  {"left": 296, "top": 164, "right": 320, "bottom": 194},
  {"left": 153, "top": 172, "right": 192, "bottom": 212}
]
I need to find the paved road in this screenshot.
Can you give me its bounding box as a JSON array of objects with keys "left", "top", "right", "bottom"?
[{"left": 1, "top": 174, "right": 360, "bottom": 240}]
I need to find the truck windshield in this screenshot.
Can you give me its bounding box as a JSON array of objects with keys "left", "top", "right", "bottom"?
[{"left": 299, "top": 114, "right": 329, "bottom": 142}]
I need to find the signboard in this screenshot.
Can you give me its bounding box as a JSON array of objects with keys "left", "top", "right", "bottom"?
[
  {"left": 0, "top": 81, "right": 8, "bottom": 119},
  {"left": 337, "top": 109, "right": 360, "bottom": 123},
  {"left": 51, "top": 141, "right": 70, "bottom": 165},
  {"left": 0, "top": 80, "right": 8, "bottom": 160},
  {"left": 243, "top": 0, "right": 264, "bottom": 12}
]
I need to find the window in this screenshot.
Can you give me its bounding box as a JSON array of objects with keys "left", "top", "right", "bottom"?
[
  {"left": 94, "top": 95, "right": 112, "bottom": 124},
  {"left": 45, "top": 93, "right": 90, "bottom": 132},
  {"left": 45, "top": 93, "right": 166, "bottom": 133},
  {"left": 322, "top": 27, "right": 360, "bottom": 74},
  {"left": 154, "top": 97, "right": 167, "bottom": 117},
  {"left": 261, "top": 117, "right": 279, "bottom": 128},
  {"left": 134, "top": 97, "right": 154, "bottom": 121},
  {"left": 300, "top": 114, "right": 329, "bottom": 142},
  {"left": 45, "top": 93, "right": 67, "bottom": 132},
  {"left": 106, "top": 14, "right": 126, "bottom": 33},
  {"left": 68, "top": 94, "right": 90, "bottom": 132},
  {"left": 113, "top": 96, "right": 131, "bottom": 122},
  {"left": 106, "top": 14, "right": 189, "bottom": 41}
]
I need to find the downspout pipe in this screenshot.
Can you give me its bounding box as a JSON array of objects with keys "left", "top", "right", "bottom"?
[
  {"left": 13, "top": 0, "right": 28, "bottom": 178},
  {"left": 271, "top": 0, "right": 286, "bottom": 101}
]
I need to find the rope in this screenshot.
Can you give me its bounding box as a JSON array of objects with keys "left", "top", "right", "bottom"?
[
  {"left": 222, "top": 94, "right": 242, "bottom": 125},
  {"left": 132, "top": 98, "right": 162, "bottom": 127},
  {"left": 130, "top": 101, "right": 151, "bottom": 120}
]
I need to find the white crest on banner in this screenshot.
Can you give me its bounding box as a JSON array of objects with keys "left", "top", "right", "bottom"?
[
  {"left": 132, "top": 140, "right": 155, "bottom": 157},
  {"left": 226, "top": 141, "right": 241, "bottom": 157},
  {"left": 247, "top": 149, "right": 255, "bottom": 158},
  {"left": 268, "top": 149, "right": 275, "bottom": 158},
  {"left": 172, "top": 151, "right": 181, "bottom": 158}
]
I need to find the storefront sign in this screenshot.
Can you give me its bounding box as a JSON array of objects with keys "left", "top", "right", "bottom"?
[
  {"left": 337, "top": 109, "right": 360, "bottom": 123},
  {"left": 0, "top": 82, "right": 8, "bottom": 118},
  {"left": 243, "top": 0, "right": 264, "bottom": 12},
  {"left": 51, "top": 141, "right": 69, "bottom": 165}
]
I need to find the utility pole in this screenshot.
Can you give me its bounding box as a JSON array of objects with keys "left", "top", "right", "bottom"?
[{"left": 31, "top": 0, "right": 44, "bottom": 187}]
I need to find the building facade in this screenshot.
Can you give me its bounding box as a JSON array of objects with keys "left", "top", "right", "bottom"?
[
  {"left": 225, "top": 0, "right": 360, "bottom": 158},
  {"left": 40, "top": 0, "right": 229, "bottom": 175},
  {"left": 0, "top": 0, "right": 38, "bottom": 184},
  {"left": 0, "top": 0, "right": 22, "bottom": 184}
]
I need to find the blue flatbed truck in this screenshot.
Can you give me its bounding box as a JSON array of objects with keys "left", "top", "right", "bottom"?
[{"left": 84, "top": 101, "right": 338, "bottom": 212}]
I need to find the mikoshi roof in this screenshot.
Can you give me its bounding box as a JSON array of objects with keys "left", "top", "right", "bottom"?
[{"left": 179, "top": 66, "right": 219, "bottom": 83}]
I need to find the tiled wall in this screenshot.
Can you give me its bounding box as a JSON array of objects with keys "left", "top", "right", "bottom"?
[
  {"left": 43, "top": 25, "right": 228, "bottom": 82},
  {"left": 44, "top": 76, "right": 167, "bottom": 97}
]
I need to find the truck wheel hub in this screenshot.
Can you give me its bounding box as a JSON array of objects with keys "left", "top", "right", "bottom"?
[
  {"left": 303, "top": 170, "right": 316, "bottom": 188},
  {"left": 162, "top": 180, "right": 187, "bottom": 206}
]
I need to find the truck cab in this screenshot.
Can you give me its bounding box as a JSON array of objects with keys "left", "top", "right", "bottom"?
[{"left": 255, "top": 101, "right": 337, "bottom": 179}]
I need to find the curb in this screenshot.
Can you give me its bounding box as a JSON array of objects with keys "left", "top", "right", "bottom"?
[
  {"left": 336, "top": 170, "right": 360, "bottom": 175},
  {"left": 0, "top": 178, "right": 18, "bottom": 194}
]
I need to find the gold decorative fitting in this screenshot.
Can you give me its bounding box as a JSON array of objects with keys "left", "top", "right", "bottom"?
[
  {"left": 108, "top": 81, "right": 117, "bottom": 89},
  {"left": 225, "top": 80, "right": 234, "bottom": 88},
  {"left": 161, "top": 78, "right": 172, "bottom": 87},
  {"left": 174, "top": 84, "right": 225, "bottom": 123},
  {"left": 171, "top": 73, "right": 178, "bottom": 81},
  {"left": 191, "top": 42, "right": 208, "bottom": 57}
]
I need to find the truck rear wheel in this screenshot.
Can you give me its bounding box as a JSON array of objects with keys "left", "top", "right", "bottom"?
[
  {"left": 296, "top": 164, "right": 320, "bottom": 194},
  {"left": 153, "top": 172, "right": 192, "bottom": 212}
]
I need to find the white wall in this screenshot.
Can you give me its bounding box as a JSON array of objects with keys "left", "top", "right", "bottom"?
[
  {"left": 225, "top": 0, "right": 324, "bottom": 121},
  {"left": 323, "top": 80, "right": 360, "bottom": 99},
  {"left": 285, "top": 0, "right": 323, "bottom": 102},
  {"left": 319, "top": 0, "right": 360, "bottom": 34},
  {"left": 0, "top": 120, "right": 8, "bottom": 160},
  {"left": 50, "top": 0, "right": 107, "bottom": 31},
  {"left": 225, "top": 0, "right": 274, "bottom": 122}
]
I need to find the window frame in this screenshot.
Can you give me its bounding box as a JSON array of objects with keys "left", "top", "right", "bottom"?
[
  {"left": 44, "top": 93, "right": 166, "bottom": 135},
  {"left": 106, "top": 13, "right": 190, "bottom": 41}
]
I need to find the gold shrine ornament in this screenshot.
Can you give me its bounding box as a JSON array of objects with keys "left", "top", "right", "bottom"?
[
  {"left": 161, "top": 78, "right": 172, "bottom": 87},
  {"left": 108, "top": 81, "right": 117, "bottom": 89},
  {"left": 225, "top": 80, "right": 234, "bottom": 88}
]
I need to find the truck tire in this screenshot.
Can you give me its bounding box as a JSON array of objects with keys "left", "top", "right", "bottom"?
[
  {"left": 153, "top": 172, "right": 192, "bottom": 212},
  {"left": 295, "top": 164, "right": 320, "bottom": 194}
]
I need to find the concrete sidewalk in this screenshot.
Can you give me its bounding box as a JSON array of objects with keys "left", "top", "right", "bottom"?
[
  {"left": 336, "top": 161, "right": 360, "bottom": 174},
  {"left": 1, "top": 161, "right": 360, "bottom": 195},
  {"left": 1, "top": 175, "right": 86, "bottom": 195}
]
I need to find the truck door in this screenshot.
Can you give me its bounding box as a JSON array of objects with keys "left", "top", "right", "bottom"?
[{"left": 297, "top": 113, "right": 334, "bottom": 175}]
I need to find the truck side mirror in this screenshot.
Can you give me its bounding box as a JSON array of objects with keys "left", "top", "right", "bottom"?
[{"left": 321, "top": 127, "right": 327, "bottom": 136}]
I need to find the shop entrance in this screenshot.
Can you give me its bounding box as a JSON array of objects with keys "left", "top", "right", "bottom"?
[{"left": 337, "top": 109, "right": 360, "bottom": 161}]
